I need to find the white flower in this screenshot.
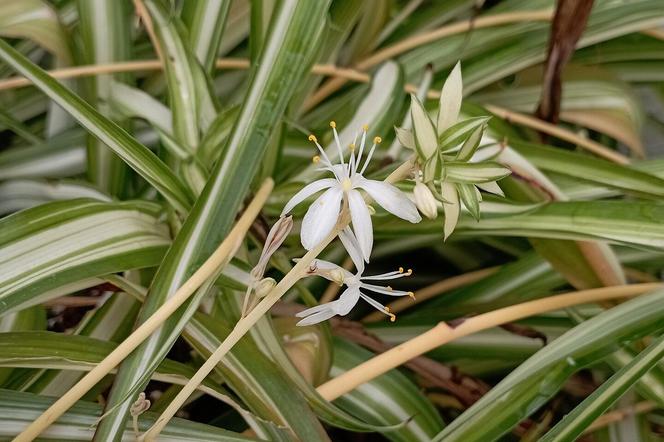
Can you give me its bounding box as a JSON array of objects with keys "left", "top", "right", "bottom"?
[
  {"left": 295, "top": 229, "right": 415, "bottom": 326},
  {"left": 282, "top": 122, "right": 421, "bottom": 261}
]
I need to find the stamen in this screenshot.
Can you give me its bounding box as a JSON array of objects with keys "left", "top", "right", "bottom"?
[
  {"left": 386, "top": 286, "right": 393, "bottom": 291},
  {"left": 407, "top": 268, "right": 413, "bottom": 275},
  {"left": 384, "top": 306, "right": 396, "bottom": 322},
  {"left": 359, "top": 137, "right": 380, "bottom": 175},
  {"left": 308, "top": 133, "right": 333, "bottom": 167},
  {"left": 373, "top": 136, "right": 382, "bottom": 144},
  {"left": 312, "top": 155, "right": 320, "bottom": 163},
  {"left": 362, "top": 124, "right": 369, "bottom": 131},
  {"left": 408, "top": 291, "right": 416, "bottom": 300},
  {"left": 331, "top": 124, "right": 346, "bottom": 173},
  {"left": 349, "top": 143, "right": 355, "bottom": 151},
  {"left": 399, "top": 267, "right": 404, "bottom": 273}
]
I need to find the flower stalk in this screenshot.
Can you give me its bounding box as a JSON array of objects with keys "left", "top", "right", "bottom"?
[{"left": 316, "top": 283, "right": 663, "bottom": 401}]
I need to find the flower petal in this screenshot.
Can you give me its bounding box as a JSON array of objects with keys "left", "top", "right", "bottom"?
[
  {"left": 300, "top": 187, "right": 343, "bottom": 250},
  {"left": 281, "top": 178, "right": 336, "bottom": 216},
  {"left": 339, "top": 227, "right": 365, "bottom": 274},
  {"left": 347, "top": 189, "right": 374, "bottom": 262},
  {"left": 357, "top": 177, "right": 422, "bottom": 223},
  {"left": 296, "top": 307, "right": 338, "bottom": 326},
  {"left": 295, "top": 302, "right": 333, "bottom": 318},
  {"left": 334, "top": 286, "right": 361, "bottom": 315}
]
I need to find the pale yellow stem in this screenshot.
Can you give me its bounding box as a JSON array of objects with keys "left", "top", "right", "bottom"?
[
  {"left": 12, "top": 179, "right": 274, "bottom": 442},
  {"left": 303, "top": 9, "right": 554, "bottom": 111},
  {"left": 316, "top": 283, "right": 662, "bottom": 401},
  {"left": 142, "top": 157, "right": 416, "bottom": 440},
  {"left": 362, "top": 266, "right": 499, "bottom": 323},
  {"left": 484, "top": 104, "right": 630, "bottom": 165}
]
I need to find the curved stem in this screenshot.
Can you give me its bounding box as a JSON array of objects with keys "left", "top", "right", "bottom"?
[
  {"left": 12, "top": 179, "right": 274, "bottom": 442},
  {"left": 316, "top": 283, "right": 662, "bottom": 401}
]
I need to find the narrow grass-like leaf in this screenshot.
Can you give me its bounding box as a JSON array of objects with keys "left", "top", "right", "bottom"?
[
  {"left": 332, "top": 338, "right": 445, "bottom": 442},
  {"left": 0, "top": 0, "right": 70, "bottom": 61},
  {"left": 77, "top": 0, "right": 132, "bottom": 197},
  {"left": 144, "top": 0, "right": 217, "bottom": 149},
  {"left": 540, "top": 334, "right": 664, "bottom": 442},
  {"left": 181, "top": 0, "right": 232, "bottom": 73},
  {"left": 510, "top": 140, "right": 664, "bottom": 198},
  {"left": 0, "top": 39, "right": 194, "bottom": 212},
  {"left": 0, "top": 179, "right": 110, "bottom": 214},
  {"left": 433, "top": 288, "right": 664, "bottom": 441},
  {"left": 0, "top": 199, "right": 169, "bottom": 315},
  {"left": 0, "top": 389, "right": 257, "bottom": 441}
]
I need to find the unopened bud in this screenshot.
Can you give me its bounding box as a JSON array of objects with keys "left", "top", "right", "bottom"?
[
  {"left": 254, "top": 277, "right": 276, "bottom": 298},
  {"left": 414, "top": 181, "right": 438, "bottom": 219},
  {"left": 253, "top": 216, "right": 293, "bottom": 278}
]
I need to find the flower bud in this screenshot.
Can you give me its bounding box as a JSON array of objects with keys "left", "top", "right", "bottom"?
[
  {"left": 254, "top": 277, "right": 276, "bottom": 298},
  {"left": 413, "top": 181, "right": 438, "bottom": 219}
]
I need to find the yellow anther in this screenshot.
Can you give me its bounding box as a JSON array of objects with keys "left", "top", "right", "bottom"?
[
  {"left": 407, "top": 268, "right": 413, "bottom": 275},
  {"left": 384, "top": 306, "right": 391, "bottom": 312},
  {"left": 398, "top": 267, "right": 404, "bottom": 273},
  {"left": 408, "top": 291, "right": 416, "bottom": 300},
  {"left": 389, "top": 313, "right": 396, "bottom": 322},
  {"left": 312, "top": 155, "right": 320, "bottom": 163},
  {"left": 330, "top": 121, "right": 336, "bottom": 128},
  {"left": 308, "top": 134, "right": 317, "bottom": 142},
  {"left": 349, "top": 143, "right": 355, "bottom": 151},
  {"left": 362, "top": 124, "right": 369, "bottom": 131},
  {"left": 373, "top": 136, "right": 382, "bottom": 144}
]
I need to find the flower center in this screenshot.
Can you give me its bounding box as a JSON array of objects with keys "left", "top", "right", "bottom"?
[{"left": 341, "top": 178, "right": 353, "bottom": 192}]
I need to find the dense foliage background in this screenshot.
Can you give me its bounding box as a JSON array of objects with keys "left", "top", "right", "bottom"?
[{"left": 1, "top": 0, "right": 664, "bottom": 440}]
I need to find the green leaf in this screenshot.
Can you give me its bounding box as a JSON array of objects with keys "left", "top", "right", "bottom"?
[
  {"left": 441, "top": 181, "right": 459, "bottom": 240},
  {"left": 144, "top": 0, "right": 217, "bottom": 149},
  {"left": 0, "top": 179, "right": 110, "bottom": 214},
  {"left": 0, "top": 0, "right": 70, "bottom": 62},
  {"left": 0, "top": 199, "right": 169, "bottom": 315},
  {"left": 410, "top": 94, "right": 438, "bottom": 159},
  {"left": 332, "top": 338, "right": 445, "bottom": 442},
  {"left": 433, "top": 288, "right": 664, "bottom": 441},
  {"left": 77, "top": 0, "right": 132, "bottom": 197},
  {"left": 96, "top": 2, "right": 331, "bottom": 438},
  {"left": 0, "top": 129, "right": 86, "bottom": 180},
  {"left": 437, "top": 61, "right": 462, "bottom": 135},
  {"left": 455, "top": 124, "right": 485, "bottom": 161},
  {"left": 540, "top": 334, "right": 664, "bottom": 442},
  {"left": 438, "top": 117, "right": 491, "bottom": 152},
  {"left": 0, "top": 38, "right": 194, "bottom": 212},
  {"left": 510, "top": 140, "right": 664, "bottom": 198},
  {"left": 181, "top": 0, "right": 232, "bottom": 73},
  {"left": 0, "top": 389, "right": 258, "bottom": 441},
  {"left": 444, "top": 161, "right": 511, "bottom": 183},
  {"left": 457, "top": 183, "right": 481, "bottom": 220},
  {"left": 185, "top": 312, "right": 328, "bottom": 441}
]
